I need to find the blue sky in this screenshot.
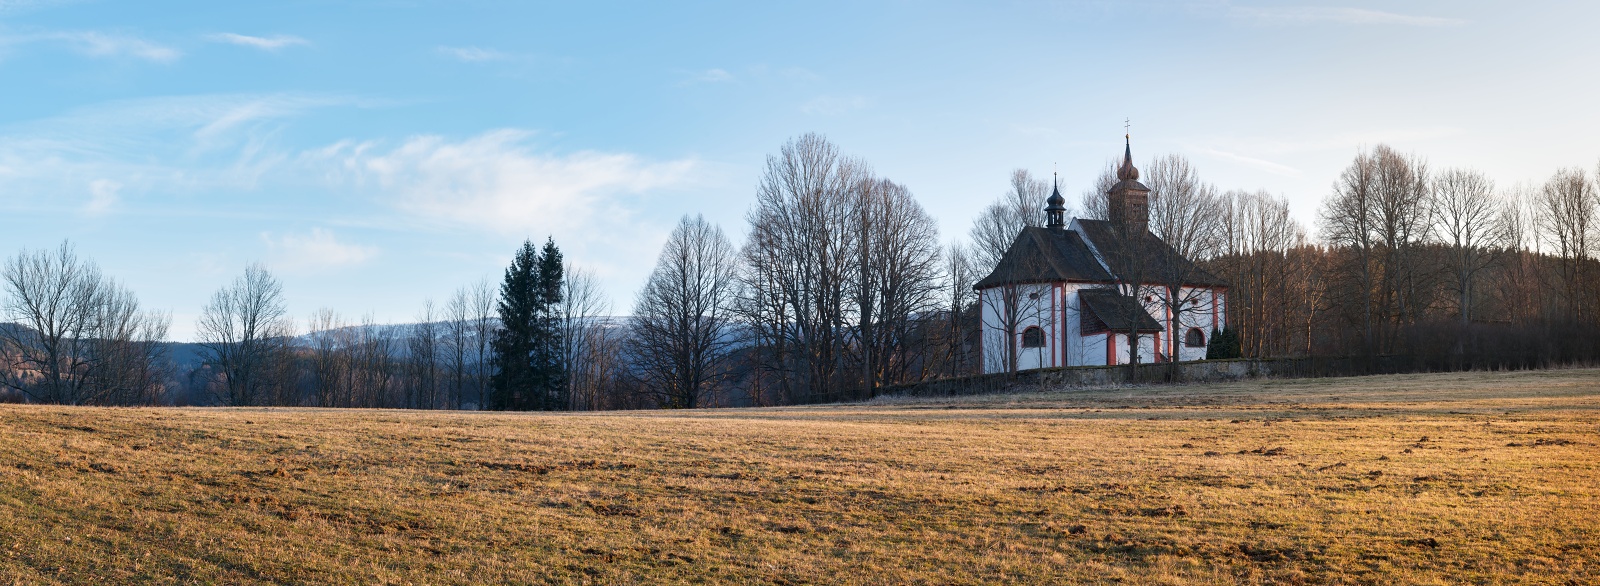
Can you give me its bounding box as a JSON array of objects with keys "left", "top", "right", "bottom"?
[{"left": 1, "top": 1, "right": 1596, "bottom": 340}]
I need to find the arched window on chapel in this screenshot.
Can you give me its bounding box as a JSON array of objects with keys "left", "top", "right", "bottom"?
[
  {"left": 1021, "top": 326, "right": 1046, "bottom": 348},
  {"left": 1185, "top": 327, "right": 1207, "bottom": 348}
]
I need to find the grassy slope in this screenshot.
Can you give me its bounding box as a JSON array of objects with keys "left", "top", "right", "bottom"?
[{"left": 1, "top": 370, "right": 1597, "bottom": 584}]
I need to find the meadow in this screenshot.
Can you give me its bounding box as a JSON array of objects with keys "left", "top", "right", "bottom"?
[{"left": 1, "top": 369, "right": 1597, "bottom": 584}]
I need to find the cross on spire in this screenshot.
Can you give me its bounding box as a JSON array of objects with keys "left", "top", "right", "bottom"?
[{"left": 1124, "top": 118, "right": 1131, "bottom": 141}]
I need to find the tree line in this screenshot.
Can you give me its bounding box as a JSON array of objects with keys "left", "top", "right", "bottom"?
[
  {"left": 6, "top": 136, "right": 1600, "bottom": 407},
  {"left": 1218, "top": 145, "right": 1600, "bottom": 367}
]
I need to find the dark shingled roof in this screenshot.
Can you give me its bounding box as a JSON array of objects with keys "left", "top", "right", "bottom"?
[
  {"left": 1074, "top": 220, "right": 1228, "bottom": 287},
  {"left": 974, "top": 226, "right": 1114, "bottom": 289},
  {"left": 1079, "top": 288, "right": 1164, "bottom": 333}
]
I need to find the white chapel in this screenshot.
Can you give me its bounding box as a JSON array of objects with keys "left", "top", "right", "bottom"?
[{"left": 975, "top": 138, "right": 1229, "bottom": 373}]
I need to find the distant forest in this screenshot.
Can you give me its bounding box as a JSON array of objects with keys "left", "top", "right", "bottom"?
[{"left": 4, "top": 135, "right": 1599, "bottom": 409}]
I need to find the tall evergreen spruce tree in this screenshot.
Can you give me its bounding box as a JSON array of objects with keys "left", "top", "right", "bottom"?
[
  {"left": 490, "top": 241, "right": 540, "bottom": 410},
  {"left": 534, "top": 238, "right": 566, "bottom": 409},
  {"left": 489, "top": 238, "right": 566, "bottom": 410}
]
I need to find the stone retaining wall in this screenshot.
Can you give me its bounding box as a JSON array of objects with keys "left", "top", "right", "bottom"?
[{"left": 830, "top": 355, "right": 1434, "bottom": 402}]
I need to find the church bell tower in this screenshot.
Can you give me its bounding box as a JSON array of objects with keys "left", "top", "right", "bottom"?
[{"left": 1107, "top": 135, "right": 1149, "bottom": 233}]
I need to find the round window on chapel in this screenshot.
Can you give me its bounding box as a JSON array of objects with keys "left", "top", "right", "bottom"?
[{"left": 1029, "top": 292, "right": 1040, "bottom": 300}]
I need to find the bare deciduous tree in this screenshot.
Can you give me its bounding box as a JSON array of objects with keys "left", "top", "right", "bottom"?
[
  {"left": 1318, "top": 145, "right": 1435, "bottom": 356},
  {"left": 1079, "top": 159, "right": 1119, "bottom": 221},
  {"left": 1, "top": 242, "right": 103, "bottom": 404},
  {"left": 1534, "top": 167, "right": 1596, "bottom": 323},
  {"left": 351, "top": 314, "right": 401, "bottom": 408},
  {"left": 969, "top": 169, "right": 1051, "bottom": 270},
  {"left": 306, "top": 308, "right": 348, "bottom": 407},
  {"left": 468, "top": 278, "right": 497, "bottom": 409},
  {"left": 1320, "top": 148, "right": 1381, "bottom": 355},
  {"left": 739, "top": 134, "right": 950, "bottom": 401},
  {"left": 1144, "top": 154, "right": 1224, "bottom": 364},
  {"left": 849, "top": 177, "right": 944, "bottom": 394},
  {"left": 2, "top": 242, "right": 170, "bottom": 405},
  {"left": 739, "top": 133, "right": 864, "bottom": 403},
  {"left": 632, "top": 214, "right": 739, "bottom": 408},
  {"left": 408, "top": 300, "right": 440, "bottom": 409},
  {"left": 561, "top": 264, "right": 612, "bottom": 410},
  {"left": 938, "top": 241, "right": 978, "bottom": 376},
  {"left": 196, "top": 263, "right": 293, "bottom": 406},
  {"left": 1215, "top": 190, "right": 1308, "bottom": 357},
  {"left": 443, "top": 289, "right": 474, "bottom": 410},
  {"left": 1431, "top": 168, "right": 1505, "bottom": 327},
  {"left": 1371, "top": 146, "right": 1434, "bottom": 351},
  {"left": 84, "top": 286, "right": 171, "bottom": 405}
]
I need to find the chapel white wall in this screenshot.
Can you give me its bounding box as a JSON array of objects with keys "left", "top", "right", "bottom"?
[{"left": 981, "top": 283, "right": 1228, "bottom": 373}]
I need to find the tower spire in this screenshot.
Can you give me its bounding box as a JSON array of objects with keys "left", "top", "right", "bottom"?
[{"left": 1121, "top": 119, "right": 1136, "bottom": 178}]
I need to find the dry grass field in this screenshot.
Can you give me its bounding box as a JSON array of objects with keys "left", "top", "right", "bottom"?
[{"left": 2, "top": 369, "right": 1598, "bottom": 584}]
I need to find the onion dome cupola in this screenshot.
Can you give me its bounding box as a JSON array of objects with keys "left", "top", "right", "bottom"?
[
  {"left": 1116, "top": 139, "right": 1140, "bottom": 181},
  {"left": 1045, "top": 172, "right": 1067, "bottom": 229}
]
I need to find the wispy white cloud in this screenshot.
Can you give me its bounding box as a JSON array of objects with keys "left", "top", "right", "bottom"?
[
  {"left": 1228, "top": 6, "right": 1464, "bottom": 27},
  {"left": 779, "top": 67, "right": 823, "bottom": 83},
  {"left": 0, "top": 0, "right": 79, "bottom": 15},
  {"left": 684, "top": 68, "right": 733, "bottom": 84},
  {"left": 1187, "top": 125, "right": 1467, "bottom": 177},
  {"left": 0, "top": 95, "right": 699, "bottom": 297},
  {"left": 1196, "top": 147, "right": 1302, "bottom": 177},
  {"left": 1198, "top": 126, "right": 1466, "bottom": 158},
  {"left": 436, "top": 45, "right": 510, "bottom": 63},
  {"left": 801, "top": 95, "right": 870, "bottom": 116},
  {"left": 317, "top": 129, "right": 699, "bottom": 235},
  {"left": 0, "top": 93, "right": 366, "bottom": 207},
  {"left": 678, "top": 65, "right": 822, "bottom": 89},
  {"left": 432, "top": 46, "right": 574, "bottom": 76},
  {"left": 0, "top": 93, "right": 365, "bottom": 162},
  {"left": 740, "top": 64, "right": 824, "bottom": 84},
  {"left": 188, "top": 94, "right": 356, "bottom": 146},
  {"left": 262, "top": 228, "right": 378, "bottom": 271},
  {"left": 304, "top": 130, "right": 704, "bottom": 297},
  {"left": 85, "top": 178, "right": 120, "bottom": 213},
  {"left": 204, "top": 33, "right": 309, "bottom": 51},
  {"left": 4, "top": 30, "right": 182, "bottom": 62}
]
